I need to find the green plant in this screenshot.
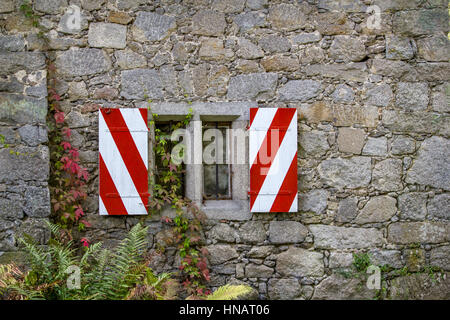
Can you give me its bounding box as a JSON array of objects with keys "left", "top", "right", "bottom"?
[
  {"left": 0, "top": 223, "right": 160, "bottom": 300},
  {"left": 47, "top": 63, "right": 90, "bottom": 233},
  {"left": 125, "top": 269, "right": 178, "bottom": 300},
  {"left": 147, "top": 106, "right": 210, "bottom": 296},
  {"left": 352, "top": 252, "right": 371, "bottom": 273},
  {"left": 206, "top": 284, "right": 253, "bottom": 300}
]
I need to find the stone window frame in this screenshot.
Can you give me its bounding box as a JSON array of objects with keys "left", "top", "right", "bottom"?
[{"left": 140, "top": 101, "right": 257, "bottom": 221}]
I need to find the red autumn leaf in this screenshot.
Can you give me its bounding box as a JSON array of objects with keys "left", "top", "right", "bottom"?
[
  {"left": 62, "top": 127, "right": 71, "bottom": 138},
  {"left": 75, "top": 205, "right": 84, "bottom": 220},
  {"left": 54, "top": 111, "right": 65, "bottom": 124},
  {"left": 61, "top": 141, "right": 71, "bottom": 150},
  {"left": 80, "top": 219, "right": 91, "bottom": 228}
]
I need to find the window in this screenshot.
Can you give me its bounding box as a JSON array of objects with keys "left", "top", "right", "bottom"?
[
  {"left": 202, "top": 122, "right": 232, "bottom": 200},
  {"left": 144, "top": 101, "right": 253, "bottom": 221}
]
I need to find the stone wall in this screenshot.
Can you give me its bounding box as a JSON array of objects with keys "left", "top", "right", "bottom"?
[{"left": 0, "top": 0, "right": 449, "bottom": 299}]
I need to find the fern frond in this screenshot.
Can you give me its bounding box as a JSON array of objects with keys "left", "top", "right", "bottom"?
[
  {"left": 19, "top": 236, "right": 52, "bottom": 281},
  {"left": 90, "top": 223, "right": 149, "bottom": 299},
  {"left": 206, "top": 285, "right": 253, "bottom": 300}
]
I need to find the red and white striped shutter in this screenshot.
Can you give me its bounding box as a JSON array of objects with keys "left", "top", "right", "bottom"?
[
  {"left": 249, "top": 108, "right": 298, "bottom": 213},
  {"left": 99, "top": 108, "right": 149, "bottom": 215}
]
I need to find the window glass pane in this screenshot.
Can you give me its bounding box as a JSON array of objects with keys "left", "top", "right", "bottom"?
[{"left": 202, "top": 122, "right": 231, "bottom": 199}]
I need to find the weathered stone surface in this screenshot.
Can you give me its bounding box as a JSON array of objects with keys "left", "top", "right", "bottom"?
[
  {"left": 24, "top": 187, "right": 50, "bottom": 218},
  {"left": 261, "top": 55, "right": 299, "bottom": 72},
  {"left": 268, "top": 4, "right": 306, "bottom": 31},
  {"left": 291, "top": 31, "right": 322, "bottom": 45},
  {"left": 207, "top": 65, "right": 230, "bottom": 96},
  {"left": 414, "top": 62, "right": 450, "bottom": 82},
  {"left": 398, "top": 193, "right": 427, "bottom": 221},
  {"left": 431, "top": 84, "right": 450, "bottom": 113},
  {"left": 318, "top": 157, "right": 371, "bottom": 189},
  {"left": 192, "top": 10, "right": 226, "bottom": 36},
  {"left": 430, "top": 246, "right": 450, "bottom": 271},
  {"left": 406, "top": 136, "right": 450, "bottom": 190},
  {"left": 370, "top": 59, "right": 418, "bottom": 80},
  {"left": 300, "top": 130, "right": 329, "bottom": 157},
  {"left": 116, "top": 0, "right": 146, "bottom": 10},
  {"left": 404, "top": 248, "right": 425, "bottom": 272},
  {"left": 0, "top": 35, "right": 25, "bottom": 52},
  {"left": 396, "top": 82, "right": 429, "bottom": 112},
  {"left": 335, "top": 197, "right": 358, "bottom": 223},
  {"left": 0, "top": 52, "right": 46, "bottom": 73},
  {"left": 212, "top": 0, "right": 245, "bottom": 13},
  {"left": 329, "top": 36, "right": 366, "bottom": 62},
  {"left": 227, "top": 73, "right": 277, "bottom": 101},
  {"left": 318, "top": 0, "right": 367, "bottom": 12},
  {"left": 65, "top": 111, "right": 90, "bottom": 128},
  {"left": 18, "top": 125, "right": 47, "bottom": 147},
  {"left": 388, "top": 222, "right": 449, "bottom": 244},
  {"left": 233, "top": 12, "right": 265, "bottom": 32},
  {"left": 299, "top": 46, "right": 326, "bottom": 64},
  {"left": 276, "top": 247, "right": 324, "bottom": 277},
  {"left": 133, "top": 12, "right": 176, "bottom": 41},
  {"left": 115, "top": 49, "right": 147, "bottom": 69},
  {"left": 18, "top": 218, "right": 51, "bottom": 245},
  {"left": 389, "top": 273, "right": 450, "bottom": 300},
  {"left": 88, "top": 23, "right": 127, "bottom": 49},
  {"left": 245, "top": 264, "right": 273, "bottom": 278},
  {"left": 279, "top": 80, "right": 321, "bottom": 102},
  {"left": 393, "top": 9, "right": 449, "bottom": 36},
  {"left": 246, "top": 0, "right": 267, "bottom": 10},
  {"left": 0, "top": 198, "right": 23, "bottom": 220},
  {"left": 0, "top": 0, "right": 14, "bottom": 13},
  {"left": 0, "top": 94, "right": 47, "bottom": 125},
  {"left": 298, "top": 189, "right": 329, "bottom": 214},
  {"left": 258, "top": 35, "right": 291, "bottom": 53},
  {"left": 313, "top": 273, "right": 375, "bottom": 300},
  {"left": 236, "top": 38, "right": 263, "bottom": 59},
  {"left": 68, "top": 81, "right": 88, "bottom": 101},
  {"left": 337, "top": 127, "right": 365, "bottom": 154},
  {"left": 108, "top": 11, "right": 133, "bottom": 25},
  {"left": 303, "top": 63, "right": 368, "bottom": 82},
  {"left": 268, "top": 221, "right": 308, "bottom": 244},
  {"left": 427, "top": 194, "right": 450, "bottom": 220},
  {"left": 391, "top": 135, "right": 415, "bottom": 155},
  {"left": 363, "top": 83, "right": 393, "bottom": 107},
  {"left": 331, "top": 84, "right": 354, "bottom": 104},
  {"left": 299, "top": 102, "right": 379, "bottom": 127},
  {"left": 120, "top": 69, "right": 163, "bottom": 100},
  {"left": 309, "top": 225, "right": 384, "bottom": 249},
  {"left": 382, "top": 110, "right": 449, "bottom": 136},
  {"left": 386, "top": 36, "right": 414, "bottom": 60},
  {"left": 209, "top": 223, "right": 237, "bottom": 243},
  {"left": 315, "top": 11, "right": 354, "bottom": 35},
  {"left": 206, "top": 244, "right": 238, "bottom": 265},
  {"left": 368, "top": 249, "right": 403, "bottom": 269},
  {"left": 417, "top": 35, "right": 450, "bottom": 62},
  {"left": 93, "top": 87, "right": 118, "bottom": 100},
  {"left": 328, "top": 252, "right": 353, "bottom": 269},
  {"left": 268, "top": 278, "right": 301, "bottom": 300},
  {"left": 372, "top": 159, "right": 403, "bottom": 192},
  {"left": 81, "top": 0, "right": 105, "bottom": 11},
  {"left": 362, "top": 137, "right": 387, "bottom": 157},
  {"left": 247, "top": 246, "right": 272, "bottom": 259},
  {"left": 35, "top": 0, "right": 67, "bottom": 14},
  {"left": 199, "top": 38, "right": 233, "bottom": 62},
  {"left": 354, "top": 196, "right": 397, "bottom": 224},
  {"left": 56, "top": 48, "right": 111, "bottom": 77},
  {"left": 238, "top": 221, "right": 266, "bottom": 244}
]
